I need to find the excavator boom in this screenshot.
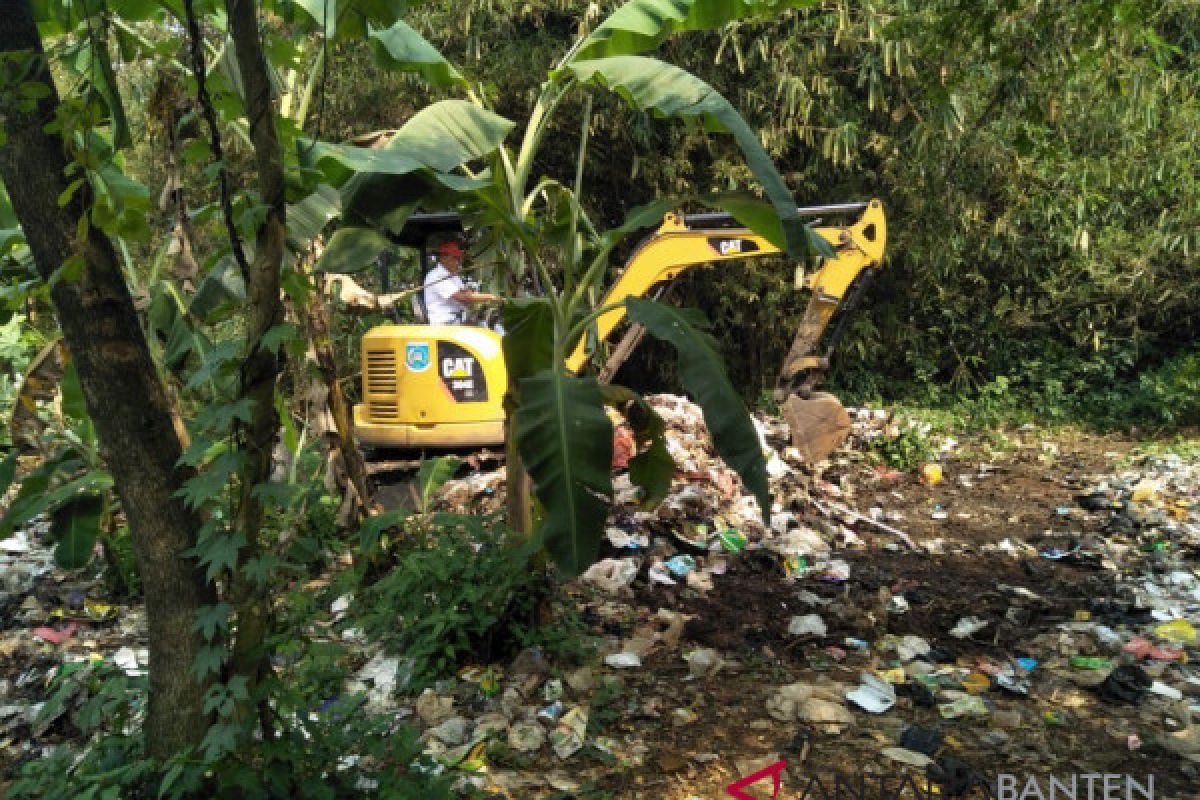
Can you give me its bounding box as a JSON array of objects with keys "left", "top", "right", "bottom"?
[{"left": 566, "top": 199, "right": 886, "bottom": 460}]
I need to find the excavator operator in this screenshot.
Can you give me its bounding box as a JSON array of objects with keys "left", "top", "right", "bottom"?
[{"left": 422, "top": 240, "right": 502, "bottom": 325}]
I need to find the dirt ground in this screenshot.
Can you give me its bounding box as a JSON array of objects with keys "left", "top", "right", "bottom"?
[{"left": 535, "top": 429, "right": 1200, "bottom": 799}]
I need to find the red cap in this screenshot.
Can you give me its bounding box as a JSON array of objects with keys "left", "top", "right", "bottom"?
[{"left": 435, "top": 241, "right": 465, "bottom": 258}]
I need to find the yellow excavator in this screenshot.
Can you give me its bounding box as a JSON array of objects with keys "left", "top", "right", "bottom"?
[{"left": 352, "top": 199, "right": 886, "bottom": 461}]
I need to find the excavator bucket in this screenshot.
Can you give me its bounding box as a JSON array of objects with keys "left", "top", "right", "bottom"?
[{"left": 781, "top": 392, "right": 851, "bottom": 462}]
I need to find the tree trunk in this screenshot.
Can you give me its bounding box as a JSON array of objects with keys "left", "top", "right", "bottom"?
[
  {"left": 301, "top": 294, "right": 373, "bottom": 515},
  {"left": 223, "top": 0, "right": 286, "bottom": 700},
  {"left": 0, "top": 1, "right": 214, "bottom": 758}
]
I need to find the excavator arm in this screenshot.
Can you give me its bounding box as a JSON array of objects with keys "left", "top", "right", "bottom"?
[{"left": 564, "top": 199, "right": 886, "bottom": 460}]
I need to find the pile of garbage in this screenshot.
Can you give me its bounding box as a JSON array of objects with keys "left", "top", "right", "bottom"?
[
  {"left": 416, "top": 399, "right": 1200, "bottom": 792},
  {"left": 0, "top": 520, "right": 151, "bottom": 774}
]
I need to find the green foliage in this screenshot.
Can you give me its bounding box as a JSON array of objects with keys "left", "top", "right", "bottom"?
[
  {"left": 354, "top": 513, "right": 549, "bottom": 688},
  {"left": 7, "top": 645, "right": 460, "bottom": 800},
  {"left": 415, "top": 455, "right": 462, "bottom": 512},
  {"left": 867, "top": 422, "right": 938, "bottom": 472},
  {"left": 1138, "top": 350, "right": 1200, "bottom": 427}
]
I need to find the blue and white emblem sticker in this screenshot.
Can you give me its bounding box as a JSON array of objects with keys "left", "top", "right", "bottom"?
[{"left": 406, "top": 341, "right": 431, "bottom": 372}]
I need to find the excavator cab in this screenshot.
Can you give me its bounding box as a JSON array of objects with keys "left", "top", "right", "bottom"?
[
  {"left": 355, "top": 213, "right": 509, "bottom": 449},
  {"left": 352, "top": 200, "right": 886, "bottom": 460}
]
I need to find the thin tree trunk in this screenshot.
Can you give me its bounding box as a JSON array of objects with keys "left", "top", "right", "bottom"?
[
  {"left": 301, "top": 295, "right": 373, "bottom": 514},
  {"left": 0, "top": 1, "right": 214, "bottom": 758},
  {"left": 223, "top": 0, "right": 286, "bottom": 699},
  {"left": 504, "top": 392, "right": 533, "bottom": 534}
]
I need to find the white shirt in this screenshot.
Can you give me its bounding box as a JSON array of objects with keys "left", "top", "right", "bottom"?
[{"left": 423, "top": 263, "right": 467, "bottom": 324}]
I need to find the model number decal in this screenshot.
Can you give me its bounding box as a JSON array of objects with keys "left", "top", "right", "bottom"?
[{"left": 437, "top": 342, "right": 488, "bottom": 403}]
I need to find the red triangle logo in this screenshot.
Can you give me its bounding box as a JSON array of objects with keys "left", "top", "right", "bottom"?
[{"left": 725, "top": 759, "right": 787, "bottom": 800}]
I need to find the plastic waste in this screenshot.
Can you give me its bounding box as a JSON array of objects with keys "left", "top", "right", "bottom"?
[
  {"left": 899, "top": 725, "right": 941, "bottom": 755},
  {"left": 508, "top": 721, "right": 546, "bottom": 753},
  {"left": 537, "top": 701, "right": 565, "bottom": 724},
  {"left": 549, "top": 706, "right": 587, "bottom": 758},
  {"left": 961, "top": 673, "right": 990, "bottom": 694},
  {"left": 949, "top": 617, "right": 989, "bottom": 639},
  {"left": 919, "top": 464, "right": 943, "bottom": 485},
  {"left": 1123, "top": 637, "right": 1184, "bottom": 662},
  {"left": 1155, "top": 619, "right": 1197, "bottom": 644},
  {"left": 718, "top": 528, "right": 747, "bottom": 553},
  {"left": 845, "top": 673, "right": 897, "bottom": 713},
  {"left": 787, "top": 614, "right": 827, "bottom": 637},
  {"left": 1149, "top": 681, "right": 1184, "bottom": 701},
  {"left": 580, "top": 558, "right": 639, "bottom": 593},
  {"left": 1098, "top": 665, "right": 1151, "bottom": 705},
  {"left": 683, "top": 648, "right": 723, "bottom": 678},
  {"left": 815, "top": 559, "right": 851, "bottom": 582},
  {"left": 665, "top": 554, "right": 697, "bottom": 577},
  {"left": 938, "top": 696, "right": 988, "bottom": 719},
  {"left": 1069, "top": 656, "right": 1113, "bottom": 670},
  {"left": 604, "top": 652, "right": 642, "bottom": 669},
  {"left": 882, "top": 747, "right": 932, "bottom": 767},
  {"left": 31, "top": 623, "right": 77, "bottom": 646}
]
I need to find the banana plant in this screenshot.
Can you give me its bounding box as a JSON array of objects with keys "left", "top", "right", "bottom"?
[
  {"left": 305, "top": 0, "right": 831, "bottom": 575},
  {"left": 0, "top": 360, "right": 117, "bottom": 573}
]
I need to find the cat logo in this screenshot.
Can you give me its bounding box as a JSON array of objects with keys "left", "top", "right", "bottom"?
[
  {"left": 441, "top": 357, "right": 476, "bottom": 378},
  {"left": 707, "top": 237, "right": 759, "bottom": 257}
]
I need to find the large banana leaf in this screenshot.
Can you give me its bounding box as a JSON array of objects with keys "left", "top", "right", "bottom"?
[
  {"left": 289, "top": 0, "right": 409, "bottom": 41},
  {"left": 573, "top": 0, "right": 815, "bottom": 62},
  {"left": 568, "top": 56, "right": 805, "bottom": 255},
  {"left": 51, "top": 494, "right": 104, "bottom": 570},
  {"left": 312, "top": 100, "right": 514, "bottom": 220},
  {"left": 515, "top": 369, "right": 613, "bottom": 576},
  {"left": 286, "top": 184, "right": 341, "bottom": 254},
  {"left": 307, "top": 100, "right": 514, "bottom": 184},
  {"left": 501, "top": 298, "right": 557, "bottom": 388},
  {"left": 369, "top": 19, "right": 466, "bottom": 88},
  {"left": 625, "top": 297, "right": 769, "bottom": 519},
  {"left": 313, "top": 226, "right": 392, "bottom": 274}
]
